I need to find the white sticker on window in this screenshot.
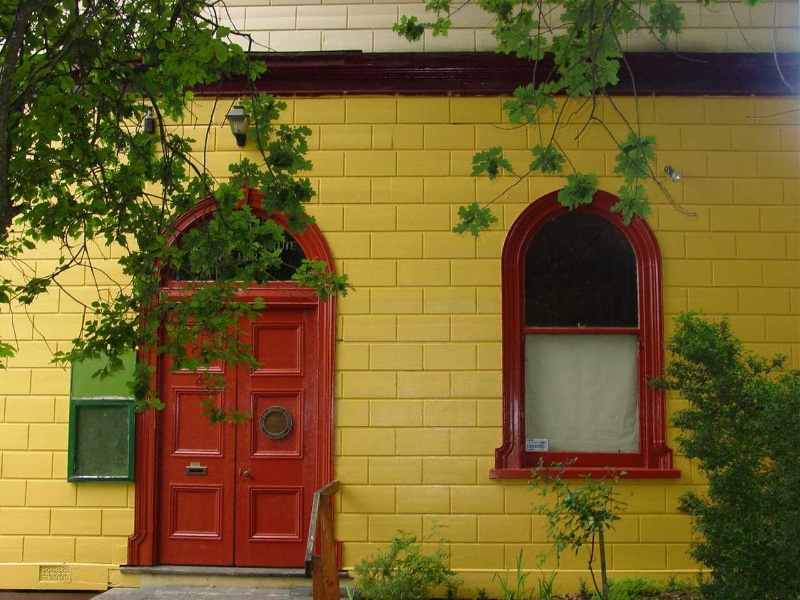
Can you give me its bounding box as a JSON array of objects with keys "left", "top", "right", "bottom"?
[{"left": 526, "top": 438, "right": 549, "bottom": 452}]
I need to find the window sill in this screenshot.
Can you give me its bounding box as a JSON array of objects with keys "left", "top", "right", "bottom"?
[{"left": 490, "top": 467, "right": 682, "bottom": 479}]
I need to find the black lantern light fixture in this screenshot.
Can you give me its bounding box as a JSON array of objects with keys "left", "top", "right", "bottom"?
[
  {"left": 226, "top": 104, "right": 250, "bottom": 147},
  {"left": 143, "top": 107, "right": 157, "bottom": 134}
]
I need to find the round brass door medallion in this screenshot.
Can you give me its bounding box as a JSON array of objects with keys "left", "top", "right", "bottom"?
[{"left": 259, "top": 406, "right": 293, "bottom": 440}]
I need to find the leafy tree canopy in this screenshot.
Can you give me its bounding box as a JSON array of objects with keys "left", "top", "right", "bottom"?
[
  {"left": 394, "top": 0, "right": 764, "bottom": 233},
  {"left": 0, "top": 0, "right": 349, "bottom": 416}
]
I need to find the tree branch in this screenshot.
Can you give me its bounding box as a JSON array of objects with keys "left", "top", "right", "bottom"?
[{"left": 0, "top": 0, "right": 45, "bottom": 241}]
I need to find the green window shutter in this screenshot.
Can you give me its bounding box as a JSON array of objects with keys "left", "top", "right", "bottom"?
[{"left": 68, "top": 352, "right": 136, "bottom": 482}]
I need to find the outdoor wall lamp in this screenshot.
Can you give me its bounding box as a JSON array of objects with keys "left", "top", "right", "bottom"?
[
  {"left": 226, "top": 105, "right": 250, "bottom": 147},
  {"left": 143, "top": 107, "right": 157, "bottom": 134},
  {"left": 664, "top": 165, "right": 683, "bottom": 182}
]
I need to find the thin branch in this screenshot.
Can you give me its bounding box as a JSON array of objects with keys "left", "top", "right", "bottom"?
[
  {"left": 771, "top": 0, "right": 794, "bottom": 90},
  {"left": 746, "top": 108, "right": 800, "bottom": 119},
  {"left": 724, "top": 0, "right": 757, "bottom": 52}
]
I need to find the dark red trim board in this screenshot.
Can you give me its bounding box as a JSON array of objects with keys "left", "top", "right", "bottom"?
[{"left": 198, "top": 51, "right": 798, "bottom": 97}]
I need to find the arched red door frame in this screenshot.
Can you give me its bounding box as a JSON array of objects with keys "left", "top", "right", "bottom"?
[{"left": 127, "top": 188, "right": 337, "bottom": 565}]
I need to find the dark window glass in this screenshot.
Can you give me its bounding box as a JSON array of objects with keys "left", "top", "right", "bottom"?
[
  {"left": 257, "top": 237, "right": 307, "bottom": 281},
  {"left": 172, "top": 223, "right": 307, "bottom": 282},
  {"left": 525, "top": 212, "right": 637, "bottom": 327}
]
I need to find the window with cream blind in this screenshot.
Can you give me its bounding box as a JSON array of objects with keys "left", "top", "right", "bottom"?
[{"left": 492, "top": 190, "right": 679, "bottom": 478}]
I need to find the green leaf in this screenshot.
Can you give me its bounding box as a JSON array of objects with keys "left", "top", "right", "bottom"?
[
  {"left": 431, "top": 16, "right": 451, "bottom": 36},
  {"left": 453, "top": 203, "right": 498, "bottom": 237},
  {"left": 503, "top": 84, "right": 536, "bottom": 124},
  {"left": 530, "top": 144, "right": 565, "bottom": 174},
  {"left": 650, "top": 0, "right": 684, "bottom": 38},
  {"left": 292, "top": 260, "right": 353, "bottom": 301},
  {"left": 0, "top": 340, "right": 16, "bottom": 365},
  {"left": 471, "top": 147, "right": 513, "bottom": 179},
  {"left": 503, "top": 83, "right": 558, "bottom": 125},
  {"left": 392, "top": 16, "right": 426, "bottom": 41},
  {"left": 612, "top": 183, "right": 652, "bottom": 224},
  {"left": 557, "top": 173, "right": 598, "bottom": 209},
  {"left": 614, "top": 133, "right": 657, "bottom": 184},
  {"left": 494, "top": 10, "right": 543, "bottom": 59}
]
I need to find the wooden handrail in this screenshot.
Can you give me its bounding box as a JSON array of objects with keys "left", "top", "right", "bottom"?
[{"left": 305, "top": 480, "right": 340, "bottom": 600}]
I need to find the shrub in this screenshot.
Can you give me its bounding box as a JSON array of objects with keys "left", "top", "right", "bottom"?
[
  {"left": 658, "top": 313, "right": 800, "bottom": 600},
  {"left": 351, "top": 530, "right": 461, "bottom": 600}
]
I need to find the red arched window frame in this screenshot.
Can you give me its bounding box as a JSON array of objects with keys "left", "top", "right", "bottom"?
[{"left": 491, "top": 190, "right": 680, "bottom": 479}]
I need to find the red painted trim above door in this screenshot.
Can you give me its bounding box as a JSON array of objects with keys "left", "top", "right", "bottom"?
[{"left": 127, "top": 190, "right": 336, "bottom": 566}]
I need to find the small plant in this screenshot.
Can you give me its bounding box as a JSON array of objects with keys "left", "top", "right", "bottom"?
[
  {"left": 606, "top": 576, "right": 700, "bottom": 600},
  {"left": 607, "top": 578, "right": 652, "bottom": 599},
  {"left": 351, "top": 530, "right": 461, "bottom": 600},
  {"left": 571, "top": 576, "right": 700, "bottom": 599},
  {"left": 529, "top": 465, "right": 627, "bottom": 600},
  {"left": 493, "top": 549, "right": 533, "bottom": 600},
  {"left": 535, "top": 571, "right": 557, "bottom": 600},
  {"left": 473, "top": 588, "right": 489, "bottom": 600}
]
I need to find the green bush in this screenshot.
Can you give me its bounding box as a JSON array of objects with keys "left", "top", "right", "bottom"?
[
  {"left": 659, "top": 313, "right": 800, "bottom": 600},
  {"left": 351, "top": 530, "right": 461, "bottom": 600}
]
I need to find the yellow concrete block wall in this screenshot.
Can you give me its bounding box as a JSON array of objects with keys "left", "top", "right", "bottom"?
[
  {"left": 264, "top": 95, "right": 795, "bottom": 589},
  {"left": 222, "top": 0, "right": 800, "bottom": 54},
  {"left": 0, "top": 242, "right": 135, "bottom": 590},
  {"left": 0, "top": 94, "right": 797, "bottom": 592}
]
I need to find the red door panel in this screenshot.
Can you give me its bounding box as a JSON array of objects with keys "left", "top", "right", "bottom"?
[
  {"left": 235, "top": 307, "right": 318, "bottom": 566},
  {"left": 249, "top": 487, "right": 303, "bottom": 538},
  {"left": 251, "top": 392, "right": 304, "bottom": 457},
  {"left": 158, "top": 306, "right": 318, "bottom": 567},
  {"left": 169, "top": 485, "right": 224, "bottom": 535},
  {"left": 158, "top": 373, "right": 235, "bottom": 565}
]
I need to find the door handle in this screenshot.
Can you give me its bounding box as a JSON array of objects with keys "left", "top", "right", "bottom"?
[{"left": 242, "top": 470, "right": 251, "bottom": 478}]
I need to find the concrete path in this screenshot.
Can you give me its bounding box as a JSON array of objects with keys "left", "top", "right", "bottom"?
[{"left": 93, "top": 587, "right": 315, "bottom": 600}]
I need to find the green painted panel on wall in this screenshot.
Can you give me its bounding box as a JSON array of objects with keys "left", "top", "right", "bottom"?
[{"left": 70, "top": 351, "right": 135, "bottom": 398}]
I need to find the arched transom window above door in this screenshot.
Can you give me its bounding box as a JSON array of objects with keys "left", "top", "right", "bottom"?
[
  {"left": 492, "top": 190, "right": 679, "bottom": 479},
  {"left": 168, "top": 213, "right": 308, "bottom": 283}
]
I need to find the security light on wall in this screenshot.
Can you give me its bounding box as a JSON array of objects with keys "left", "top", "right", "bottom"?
[
  {"left": 226, "top": 105, "right": 250, "bottom": 147},
  {"left": 664, "top": 165, "right": 683, "bottom": 182}
]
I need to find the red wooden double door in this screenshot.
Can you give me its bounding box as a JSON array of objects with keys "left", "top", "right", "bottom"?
[{"left": 157, "top": 305, "right": 319, "bottom": 567}]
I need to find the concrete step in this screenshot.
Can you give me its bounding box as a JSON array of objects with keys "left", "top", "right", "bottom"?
[
  {"left": 93, "top": 587, "right": 314, "bottom": 599},
  {"left": 118, "top": 566, "right": 316, "bottom": 589},
  {"left": 105, "top": 567, "right": 352, "bottom": 599}
]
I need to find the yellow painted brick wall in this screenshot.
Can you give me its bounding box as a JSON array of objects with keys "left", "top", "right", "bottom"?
[{"left": 1, "top": 94, "right": 797, "bottom": 593}]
